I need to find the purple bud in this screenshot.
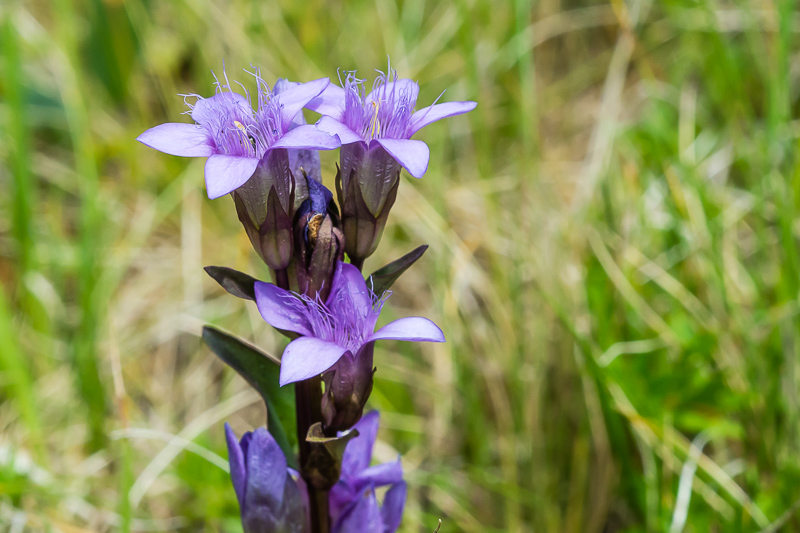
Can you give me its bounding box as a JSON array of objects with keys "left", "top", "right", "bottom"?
[
  {"left": 293, "top": 177, "right": 345, "bottom": 300},
  {"left": 225, "top": 424, "right": 307, "bottom": 533}
]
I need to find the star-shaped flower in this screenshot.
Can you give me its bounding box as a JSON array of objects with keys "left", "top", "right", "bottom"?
[
  {"left": 254, "top": 261, "right": 444, "bottom": 387},
  {"left": 137, "top": 69, "right": 339, "bottom": 199}
]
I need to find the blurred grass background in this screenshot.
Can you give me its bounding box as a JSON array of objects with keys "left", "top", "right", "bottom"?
[{"left": 1, "top": 0, "right": 800, "bottom": 530}]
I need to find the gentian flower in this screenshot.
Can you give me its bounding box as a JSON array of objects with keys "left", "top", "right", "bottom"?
[
  {"left": 254, "top": 261, "right": 444, "bottom": 430},
  {"left": 306, "top": 64, "right": 476, "bottom": 264},
  {"left": 225, "top": 424, "right": 307, "bottom": 533},
  {"left": 329, "top": 411, "right": 406, "bottom": 533},
  {"left": 137, "top": 69, "right": 337, "bottom": 200},
  {"left": 137, "top": 69, "right": 340, "bottom": 270}
]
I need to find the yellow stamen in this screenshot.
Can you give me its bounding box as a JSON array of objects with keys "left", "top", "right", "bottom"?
[
  {"left": 234, "top": 120, "right": 256, "bottom": 150},
  {"left": 369, "top": 100, "right": 381, "bottom": 138}
]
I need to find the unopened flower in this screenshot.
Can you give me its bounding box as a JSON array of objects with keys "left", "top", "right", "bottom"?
[
  {"left": 293, "top": 176, "right": 344, "bottom": 301},
  {"left": 306, "top": 63, "right": 476, "bottom": 263},
  {"left": 330, "top": 411, "right": 406, "bottom": 533},
  {"left": 254, "top": 261, "right": 444, "bottom": 429},
  {"left": 225, "top": 424, "right": 307, "bottom": 533}
]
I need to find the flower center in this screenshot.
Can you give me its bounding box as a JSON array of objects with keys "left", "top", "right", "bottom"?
[
  {"left": 280, "top": 287, "right": 390, "bottom": 353},
  {"left": 341, "top": 68, "right": 416, "bottom": 142},
  {"left": 185, "top": 69, "right": 287, "bottom": 159}
]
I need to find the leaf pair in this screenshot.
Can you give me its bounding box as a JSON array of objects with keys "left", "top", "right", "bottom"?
[{"left": 204, "top": 244, "right": 428, "bottom": 303}]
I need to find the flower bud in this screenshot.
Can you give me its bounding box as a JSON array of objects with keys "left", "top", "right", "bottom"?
[
  {"left": 234, "top": 149, "right": 299, "bottom": 271},
  {"left": 225, "top": 424, "right": 307, "bottom": 533},
  {"left": 294, "top": 175, "right": 344, "bottom": 300}
]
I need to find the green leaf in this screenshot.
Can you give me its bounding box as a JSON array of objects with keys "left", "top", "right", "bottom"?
[
  {"left": 366, "top": 245, "right": 428, "bottom": 295},
  {"left": 201, "top": 326, "right": 297, "bottom": 467},
  {"left": 204, "top": 266, "right": 259, "bottom": 301}
]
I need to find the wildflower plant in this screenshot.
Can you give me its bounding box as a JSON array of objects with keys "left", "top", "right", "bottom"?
[{"left": 138, "top": 60, "right": 474, "bottom": 532}]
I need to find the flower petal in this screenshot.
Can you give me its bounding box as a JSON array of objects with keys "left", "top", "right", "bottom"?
[
  {"left": 360, "top": 460, "right": 403, "bottom": 488},
  {"left": 369, "top": 317, "right": 445, "bottom": 343},
  {"left": 277, "top": 77, "right": 330, "bottom": 130},
  {"left": 373, "top": 138, "right": 429, "bottom": 179},
  {"left": 315, "top": 116, "right": 364, "bottom": 145},
  {"left": 381, "top": 482, "right": 407, "bottom": 533},
  {"left": 254, "top": 282, "right": 313, "bottom": 337},
  {"left": 191, "top": 92, "right": 250, "bottom": 124},
  {"left": 333, "top": 485, "right": 383, "bottom": 533},
  {"left": 224, "top": 423, "right": 247, "bottom": 507},
  {"left": 328, "top": 262, "right": 373, "bottom": 315},
  {"left": 136, "top": 123, "right": 215, "bottom": 157},
  {"left": 279, "top": 337, "right": 348, "bottom": 386},
  {"left": 329, "top": 478, "right": 357, "bottom": 524},
  {"left": 341, "top": 410, "right": 380, "bottom": 475},
  {"left": 367, "top": 79, "right": 419, "bottom": 107},
  {"left": 305, "top": 83, "right": 347, "bottom": 121},
  {"left": 244, "top": 428, "right": 288, "bottom": 508},
  {"left": 269, "top": 124, "right": 341, "bottom": 151},
  {"left": 204, "top": 154, "right": 259, "bottom": 199},
  {"left": 408, "top": 101, "right": 477, "bottom": 137}
]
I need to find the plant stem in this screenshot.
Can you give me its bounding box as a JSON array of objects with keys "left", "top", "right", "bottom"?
[
  {"left": 295, "top": 376, "right": 330, "bottom": 533},
  {"left": 276, "top": 262, "right": 330, "bottom": 532}
]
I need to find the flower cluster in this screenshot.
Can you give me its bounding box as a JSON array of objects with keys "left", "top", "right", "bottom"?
[
  {"left": 226, "top": 411, "right": 404, "bottom": 533},
  {"left": 139, "top": 60, "right": 474, "bottom": 532}
]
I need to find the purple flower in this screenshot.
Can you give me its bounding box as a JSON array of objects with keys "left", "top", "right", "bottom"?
[
  {"left": 306, "top": 63, "right": 475, "bottom": 264},
  {"left": 225, "top": 424, "right": 307, "bottom": 533},
  {"left": 254, "top": 260, "right": 444, "bottom": 386},
  {"left": 330, "top": 411, "right": 406, "bottom": 533},
  {"left": 136, "top": 69, "right": 339, "bottom": 200},
  {"left": 308, "top": 64, "right": 476, "bottom": 205}
]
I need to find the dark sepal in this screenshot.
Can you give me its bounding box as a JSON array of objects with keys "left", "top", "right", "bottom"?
[
  {"left": 201, "top": 326, "right": 298, "bottom": 468},
  {"left": 367, "top": 244, "right": 429, "bottom": 296},
  {"left": 303, "top": 423, "right": 360, "bottom": 490},
  {"left": 259, "top": 186, "right": 294, "bottom": 271},
  {"left": 321, "top": 343, "right": 375, "bottom": 433},
  {"left": 234, "top": 191, "right": 263, "bottom": 262},
  {"left": 203, "top": 266, "right": 258, "bottom": 300},
  {"left": 336, "top": 166, "right": 400, "bottom": 266}
]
